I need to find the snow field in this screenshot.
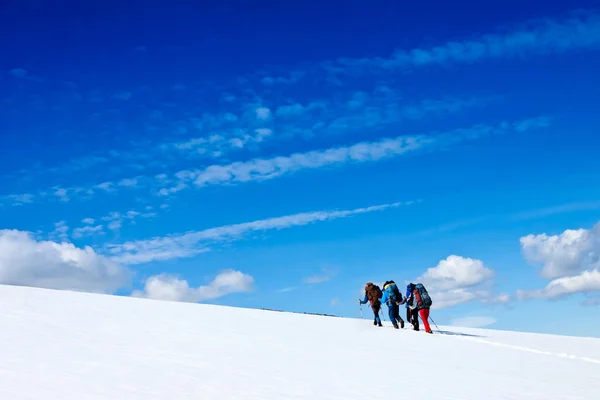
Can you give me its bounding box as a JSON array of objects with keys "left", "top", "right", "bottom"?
[{"left": 0, "top": 284, "right": 599, "bottom": 399}]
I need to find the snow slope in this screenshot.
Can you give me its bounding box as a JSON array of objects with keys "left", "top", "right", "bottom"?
[{"left": 0, "top": 284, "right": 599, "bottom": 399}]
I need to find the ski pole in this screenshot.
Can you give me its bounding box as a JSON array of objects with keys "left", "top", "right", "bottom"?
[
  {"left": 379, "top": 308, "right": 386, "bottom": 325},
  {"left": 429, "top": 316, "right": 442, "bottom": 334},
  {"left": 359, "top": 303, "right": 363, "bottom": 319}
]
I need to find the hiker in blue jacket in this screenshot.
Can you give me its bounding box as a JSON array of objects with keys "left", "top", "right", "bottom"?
[{"left": 381, "top": 281, "right": 405, "bottom": 329}]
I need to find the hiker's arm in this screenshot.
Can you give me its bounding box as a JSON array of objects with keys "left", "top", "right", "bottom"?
[{"left": 359, "top": 293, "right": 368, "bottom": 304}]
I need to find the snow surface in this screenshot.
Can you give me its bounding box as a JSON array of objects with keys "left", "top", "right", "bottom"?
[{"left": 0, "top": 284, "right": 599, "bottom": 399}]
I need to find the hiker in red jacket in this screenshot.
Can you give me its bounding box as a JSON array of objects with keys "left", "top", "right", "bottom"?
[
  {"left": 405, "top": 282, "right": 433, "bottom": 334},
  {"left": 359, "top": 282, "right": 382, "bottom": 327}
]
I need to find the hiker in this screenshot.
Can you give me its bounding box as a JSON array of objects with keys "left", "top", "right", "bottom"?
[
  {"left": 381, "top": 280, "right": 405, "bottom": 329},
  {"left": 359, "top": 282, "right": 382, "bottom": 327},
  {"left": 405, "top": 282, "right": 433, "bottom": 333}
]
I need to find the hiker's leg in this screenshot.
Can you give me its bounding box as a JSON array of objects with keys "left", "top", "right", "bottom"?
[
  {"left": 406, "top": 307, "right": 411, "bottom": 323},
  {"left": 419, "top": 308, "right": 432, "bottom": 333},
  {"left": 388, "top": 304, "right": 395, "bottom": 323},
  {"left": 373, "top": 304, "right": 382, "bottom": 325},
  {"left": 393, "top": 303, "right": 403, "bottom": 322},
  {"left": 393, "top": 303, "right": 404, "bottom": 328},
  {"left": 411, "top": 309, "right": 420, "bottom": 330}
]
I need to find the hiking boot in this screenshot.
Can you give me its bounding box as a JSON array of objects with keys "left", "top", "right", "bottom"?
[
  {"left": 393, "top": 323, "right": 399, "bottom": 329},
  {"left": 399, "top": 319, "right": 405, "bottom": 329},
  {"left": 373, "top": 320, "right": 377, "bottom": 326},
  {"left": 378, "top": 321, "right": 383, "bottom": 327}
]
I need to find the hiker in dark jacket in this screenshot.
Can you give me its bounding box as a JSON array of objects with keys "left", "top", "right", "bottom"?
[
  {"left": 359, "top": 282, "right": 382, "bottom": 327},
  {"left": 405, "top": 283, "right": 433, "bottom": 333},
  {"left": 381, "top": 280, "right": 405, "bottom": 329}
]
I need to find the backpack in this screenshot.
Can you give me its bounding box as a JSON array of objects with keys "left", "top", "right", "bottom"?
[
  {"left": 366, "top": 283, "right": 382, "bottom": 305},
  {"left": 412, "top": 283, "right": 432, "bottom": 309},
  {"left": 383, "top": 280, "right": 402, "bottom": 303}
]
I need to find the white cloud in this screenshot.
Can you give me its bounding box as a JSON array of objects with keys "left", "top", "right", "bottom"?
[
  {"left": 418, "top": 255, "right": 495, "bottom": 291},
  {"left": 450, "top": 316, "right": 497, "bottom": 328},
  {"left": 520, "top": 222, "right": 600, "bottom": 279},
  {"left": 0, "top": 229, "right": 130, "bottom": 293},
  {"left": 106, "top": 201, "right": 408, "bottom": 264},
  {"left": 177, "top": 117, "right": 548, "bottom": 189},
  {"left": 96, "top": 182, "right": 116, "bottom": 192},
  {"left": 93, "top": 208, "right": 156, "bottom": 233},
  {"left": 276, "top": 287, "right": 296, "bottom": 293},
  {"left": 255, "top": 107, "right": 271, "bottom": 120},
  {"left": 118, "top": 178, "right": 138, "bottom": 187},
  {"left": 2, "top": 194, "right": 34, "bottom": 206},
  {"left": 72, "top": 225, "right": 104, "bottom": 239},
  {"left": 82, "top": 218, "right": 95, "bottom": 225},
  {"left": 132, "top": 269, "right": 254, "bottom": 302},
  {"left": 329, "top": 11, "right": 600, "bottom": 72},
  {"left": 516, "top": 269, "right": 600, "bottom": 300},
  {"left": 53, "top": 188, "right": 70, "bottom": 202},
  {"left": 158, "top": 182, "right": 187, "bottom": 197},
  {"left": 414, "top": 255, "right": 506, "bottom": 309},
  {"left": 169, "top": 126, "right": 270, "bottom": 158},
  {"left": 516, "top": 222, "right": 600, "bottom": 303},
  {"left": 50, "top": 221, "right": 69, "bottom": 241}
]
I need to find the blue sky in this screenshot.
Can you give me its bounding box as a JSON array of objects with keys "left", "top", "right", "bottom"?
[{"left": 1, "top": 0, "right": 600, "bottom": 337}]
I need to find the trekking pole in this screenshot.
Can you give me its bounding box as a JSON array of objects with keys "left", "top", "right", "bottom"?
[
  {"left": 359, "top": 303, "right": 363, "bottom": 319},
  {"left": 429, "top": 316, "right": 443, "bottom": 334}
]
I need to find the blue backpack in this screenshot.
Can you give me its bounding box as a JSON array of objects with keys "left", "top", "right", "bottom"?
[{"left": 383, "top": 281, "right": 402, "bottom": 303}]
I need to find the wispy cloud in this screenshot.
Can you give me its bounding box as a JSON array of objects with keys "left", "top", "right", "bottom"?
[
  {"left": 3, "top": 87, "right": 490, "bottom": 192},
  {"left": 511, "top": 201, "right": 600, "bottom": 221},
  {"left": 99, "top": 208, "right": 157, "bottom": 231},
  {"left": 276, "top": 287, "right": 296, "bottom": 293},
  {"left": 327, "top": 10, "right": 600, "bottom": 73},
  {"left": 303, "top": 267, "right": 338, "bottom": 284},
  {"left": 2, "top": 115, "right": 548, "bottom": 207},
  {"left": 72, "top": 225, "right": 104, "bottom": 239},
  {"left": 166, "top": 116, "right": 550, "bottom": 191},
  {"left": 49, "top": 221, "right": 69, "bottom": 242},
  {"left": 105, "top": 201, "right": 411, "bottom": 264},
  {"left": 0, "top": 193, "right": 34, "bottom": 207}
]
